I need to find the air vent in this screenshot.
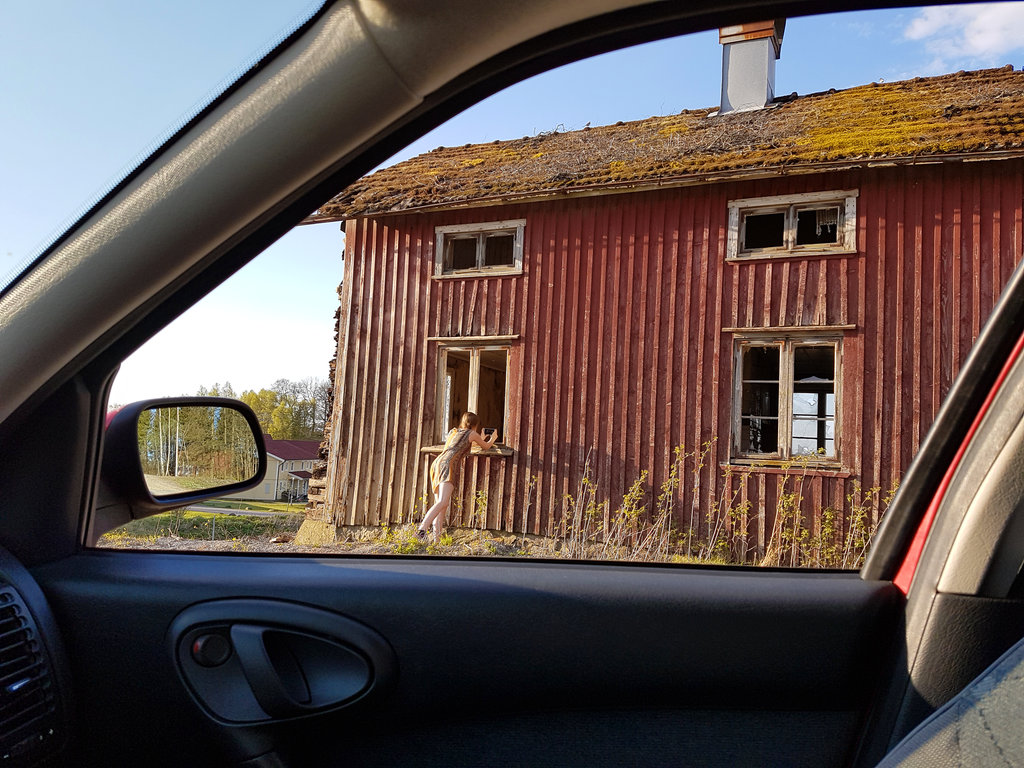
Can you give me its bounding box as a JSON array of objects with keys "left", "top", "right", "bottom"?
[{"left": 0, "top": 586, "right": 60, "bottom": 764}]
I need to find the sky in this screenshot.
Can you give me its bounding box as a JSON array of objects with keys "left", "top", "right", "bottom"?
[{"left": 4, "top": 2, "right": 1024, "bottom": 404}]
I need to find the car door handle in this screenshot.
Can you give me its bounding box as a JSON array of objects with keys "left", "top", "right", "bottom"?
[
  {"left": 230, "top": 624, "right": 371, "bottom": 719},
  {"left": 171, "top": 599, "right": 397, "bottom": 724}
]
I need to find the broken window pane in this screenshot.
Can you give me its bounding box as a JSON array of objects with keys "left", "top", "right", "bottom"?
[
  {"left": 740, "top": 345, "right": 780, "bottom": 454},
  {"left": 448, "top": 237, "right": 478, "bottom": 270},
  {"left": 729, "top": 194, "right": 854, "bottom": 258},
  {"left": 483, "top": 233, "right": 515, "bottom": 267},
  {"left": 445, "top": 350, "right": 472, "bottom": 431},
  {"left": 436, "top": 220, "right": 525, "bottom": 275},
  {"left": 741, "top": 417, "right": 779, "bottom": 454},
  {"left": 792, "top": 345, "right": 836, "bottom": 457},
  {"left": 743, "top": 212, "right": 785, "bottom": 249},
  {"left": 794, "top": 345, "right": 834, "bottom": 382},
  {"left": 477, "top": 348, "right": 508, "bottom": 440},
  {"left": 442, "top": 370, "right": 454, "bottom": 433},
  {"left": 439, "top": 347, "right": 510, "bottom": 442},
  {"left": 795, "top": 207, "right": 839, "bottom": 245}
]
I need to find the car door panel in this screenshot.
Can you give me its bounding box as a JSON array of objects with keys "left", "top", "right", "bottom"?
[{"left": 33, "top": 552, "right": 900, "bottom": 766}]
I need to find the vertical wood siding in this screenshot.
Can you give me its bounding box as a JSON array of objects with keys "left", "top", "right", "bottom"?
[{"left": 322, "top": 162, "right": 1024, "bottom": 560}]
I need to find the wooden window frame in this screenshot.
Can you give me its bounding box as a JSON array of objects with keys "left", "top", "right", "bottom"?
[
  {"left": 731, "top": 334, "right": 842, "bottom": 466},
  {"left": 726, "top": 190, "right": 858, "bottom": 260},
  {"left": 434, "top": 219, "right": 525, "bottom": 278},
  {"left": 435, "top": 342, "right": 512, "bottom": 446}
]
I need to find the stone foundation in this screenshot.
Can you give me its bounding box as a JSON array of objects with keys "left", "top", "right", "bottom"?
[{"left": 294, "top": 519, "right": 340, "bottom": 547}]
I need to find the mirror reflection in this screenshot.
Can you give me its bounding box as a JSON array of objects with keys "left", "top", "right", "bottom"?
[{"left": 137, "top": 405, "right": 259, "bottom": 497}]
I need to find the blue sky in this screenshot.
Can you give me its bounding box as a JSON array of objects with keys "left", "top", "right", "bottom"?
[{"left": 4, "top": 2, "right": 1024, "bottom": 403}]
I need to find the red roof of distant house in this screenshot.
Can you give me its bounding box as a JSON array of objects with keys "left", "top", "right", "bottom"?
[
  {"left": 288, "top": 470, "right": 313, "bottom": 479},
  {"left": 263, "top": 435, "right": 320, "bottom": 461}
]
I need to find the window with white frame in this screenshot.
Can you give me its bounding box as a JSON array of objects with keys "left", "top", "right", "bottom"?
[
  {"left": 437, "top": 345, "right": 510, "bottom": 444},
  {"left": 434, "top": 220, "right": 525, "bottom": 277},
  {"left": 733, "top": 337, "right": 840, "bottom": 462},
  {"left": 727, "top": 190, "right": 857, "bottom": 259}
]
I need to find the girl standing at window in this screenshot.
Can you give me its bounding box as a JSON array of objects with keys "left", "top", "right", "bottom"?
[{"left": 418, "top": 411, "right": 497, "bottom": 542}]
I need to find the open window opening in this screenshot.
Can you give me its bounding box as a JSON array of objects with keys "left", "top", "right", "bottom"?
[
  {"left": 795, "top": 206, "right": 840, "bottom": 245},
  {"left": 742, "top": 211, "right": 786, "bottom": 250},
  {"left": 791, "top": 345, "right": 836, "bottom": 457},
  {"left": 739, "top": 345, "right": 781, "bottom": 454},
  {"left": 438, "top": 345, "right": 509, "bottom": 444},
  {"left": 435, "top": 220, "right": 525, "bottom": 277},
  {"left": 728, "top": 191, "right": 856, "bottom": 258},
  {"left": 734, "top": 337, "right": 839, "bottom": 463}
]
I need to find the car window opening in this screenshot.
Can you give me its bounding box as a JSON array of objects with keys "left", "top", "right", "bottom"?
[{"left": 102, "top": 13, "right": 1024, "bottom": 570}]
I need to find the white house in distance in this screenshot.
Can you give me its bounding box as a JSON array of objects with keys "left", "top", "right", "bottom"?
[{"left": 225, "top": 435, "right": 320, "bottom": 502}]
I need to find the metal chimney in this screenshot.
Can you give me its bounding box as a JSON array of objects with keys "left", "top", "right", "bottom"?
[{"left": 719, "top": 20, "right": 785, "bottom": 114}]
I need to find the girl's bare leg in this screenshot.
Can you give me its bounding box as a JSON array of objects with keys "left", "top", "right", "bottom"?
[
  {"left": 432, "top": 483, "right": 454, "bottom": 540},
  {"left": 420, "top": 483, "right": 454, "bottom": 540}
]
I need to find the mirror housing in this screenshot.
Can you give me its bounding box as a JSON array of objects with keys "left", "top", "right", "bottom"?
[{"left": 91, "top": 397, "right": 267, "bottom": 543}]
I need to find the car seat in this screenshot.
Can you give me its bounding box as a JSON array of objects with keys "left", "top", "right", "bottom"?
[{"left": 875, "top": 633, "right": 1024, "bottom": 766}]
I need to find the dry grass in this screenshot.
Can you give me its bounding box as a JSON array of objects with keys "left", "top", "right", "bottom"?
[
  {"left": 100, "top": 459, "right": 895, "bottom": 567},
  {"left": 548, "top": 444, "right": 895, "bottom": 568}
]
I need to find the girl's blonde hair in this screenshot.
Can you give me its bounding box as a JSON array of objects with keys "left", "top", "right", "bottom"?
[{"left": 459, "top": 411, "right": 481, "bottom": 430}]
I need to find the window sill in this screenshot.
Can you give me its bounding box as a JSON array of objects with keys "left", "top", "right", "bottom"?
[
  {"left": 420, "top": 444, "right": 514, "bottom": 457},
  {"left": 432, "top": 268, "right": 523, "bottom": 280},
  {"left": 726, "top": 248, "right": 858, "bottom": 263},
  {"left": 722, "top": 462, "right": 851, "bottom": 479}
]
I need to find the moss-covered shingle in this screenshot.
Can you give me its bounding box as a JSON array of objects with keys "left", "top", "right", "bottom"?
[{"left": 312, "top": 67, "right": 1024, "bottom": 221}]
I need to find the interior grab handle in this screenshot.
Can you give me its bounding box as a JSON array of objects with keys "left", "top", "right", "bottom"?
[
  {"left": 231, "top": 625, "right": 311, "bottom": 718},
  {"left": 230, "top": 624, "right": 372, "bottom": 719},
  {"left": 172, "top": 600, "right": 397, "bottom": 724}
]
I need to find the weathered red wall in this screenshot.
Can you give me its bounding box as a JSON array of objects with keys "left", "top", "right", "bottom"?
[{"left": 315, "top": 161, "right": 1023, "bottom": 561}]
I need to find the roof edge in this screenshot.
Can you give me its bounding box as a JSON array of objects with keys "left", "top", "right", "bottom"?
[{"left": 305, "top": 148, "right": 1024, "bottom": 223}]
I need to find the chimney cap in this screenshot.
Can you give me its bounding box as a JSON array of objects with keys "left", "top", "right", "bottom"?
[{"left": 719, "top": 19, "right": 785, "bottom": 57}]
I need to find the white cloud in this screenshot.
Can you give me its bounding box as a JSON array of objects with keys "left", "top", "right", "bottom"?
[{"left": 905, "top": 3, "right": 1024, "bottom": 65}]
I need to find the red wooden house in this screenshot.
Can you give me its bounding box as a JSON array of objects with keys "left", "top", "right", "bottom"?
[{"left": 302, "top": 26, "right": 1024, "bottom": 563}]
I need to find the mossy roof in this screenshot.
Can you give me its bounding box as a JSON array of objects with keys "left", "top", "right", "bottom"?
[{"left": 312, "top": 66, "right": 1024, "bottom": 221}]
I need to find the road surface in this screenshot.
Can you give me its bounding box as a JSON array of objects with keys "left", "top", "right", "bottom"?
[{"left": 187, "top": 504, "right": 299, "bottom": 518}]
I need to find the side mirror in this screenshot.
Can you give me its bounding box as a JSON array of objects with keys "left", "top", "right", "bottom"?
[{"left": 91, "top": 398, "right": 267, "bottom": 542}]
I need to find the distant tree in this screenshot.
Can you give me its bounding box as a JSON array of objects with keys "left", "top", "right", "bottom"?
[
  {"left": 240, "top": 388, "right": 278, "bottom": 434},
  {"left": 311, "top": 378, "right": 332, "bottom": 435},
  {"left": 136, "top": 403, "right": 255, "bottom": 484},
  {"left": 226, "top": 378, "right": 329, "bottom": 441}
]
